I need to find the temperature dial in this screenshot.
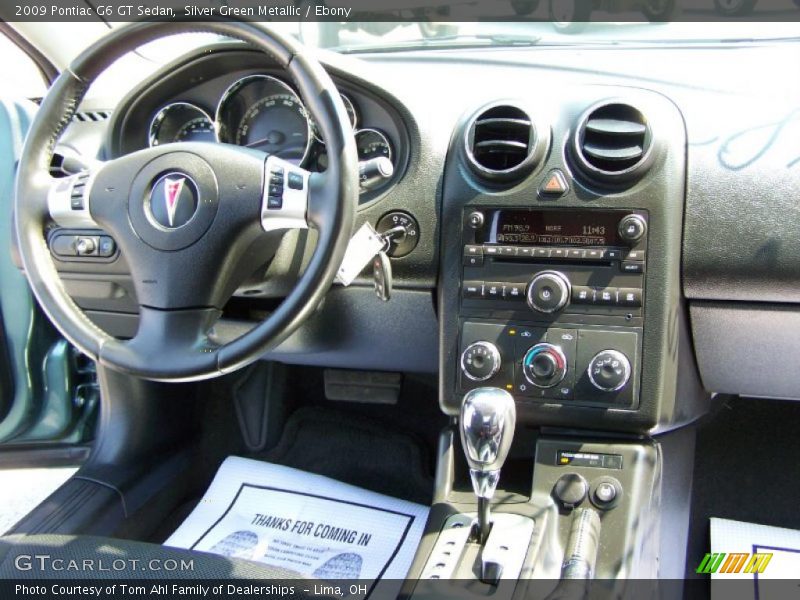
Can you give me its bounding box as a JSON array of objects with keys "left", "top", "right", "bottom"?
[
  {"left": 522, "top": 343, "right": 567, "bottom": 388},
  {"left": 588, "top": 350, "right": 631, "bottom": 392},
  {"left": 460, "top": 341, "right": 501, "bottom": 382}
]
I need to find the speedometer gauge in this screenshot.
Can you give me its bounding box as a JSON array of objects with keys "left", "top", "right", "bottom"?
[
  {"left": 149, "top": 103, "right": 215, "bottom": 147},
  {"left": 216, "top": 75, "right": 311, "bottom": 166}
]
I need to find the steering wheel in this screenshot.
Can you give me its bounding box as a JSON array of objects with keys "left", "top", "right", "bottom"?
[{"left": 14, "top": 22, "right": 358, "bottom": 382}]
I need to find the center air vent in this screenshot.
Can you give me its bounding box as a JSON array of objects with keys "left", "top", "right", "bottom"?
[
  {"left": 466, "top": 104, "right": 542, "bottom": 184},
  {"left": 573, "top": 102, "right": 652, "bottom": 185}
]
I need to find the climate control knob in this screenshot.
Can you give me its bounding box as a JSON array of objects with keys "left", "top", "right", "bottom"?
[
  {"left": 587, "top": 350, "right": 631, "bottom": 392},
  {"left": 522, "top": 343, "right": 567, "bottom": 388},
  {"left": 526, "top": 271, "right": 571, "bottom": 314},
  {"left": 460, "top": 341, "right": 502, "bottom": 382}
]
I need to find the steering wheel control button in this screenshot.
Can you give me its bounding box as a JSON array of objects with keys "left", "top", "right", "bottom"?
[
  {"left": 467, "top": 211, "right": 485, "bottom": 229},
  {"left": 460, "top": 341, "right": 502, "bottom": 382},
  {"left": 523, "top": 343, "right": 567, "bottom": 388},
  {"left": 588, "top": 350, "right": 632, "bottom": 392},
  {"left": 527, "top": 271, "right": 571, "bottom": 313},
  {"left": 266, "top": 165, "right": 285, "bottom": 209},
  {"left": 591, "top": 477, "right": 623, "bottom": 510},
  {"left": 375, "top": 211, "right": 419, "bottom": 258},
  {"left": 618, "top": 214, "right": 647, "bottom": 244},
  {"left": 287, "top": 171, "right": 304, "bottom": 190},
  {"left": 538, "top": 168, "right": 569, "bottom": 198},
  {"left": 553, "top": 473, "right": 589, "bottom": 509}
]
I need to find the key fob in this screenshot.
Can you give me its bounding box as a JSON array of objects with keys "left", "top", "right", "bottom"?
[{"left": 372, "top": 251, "right": 392, "bottom": 302}]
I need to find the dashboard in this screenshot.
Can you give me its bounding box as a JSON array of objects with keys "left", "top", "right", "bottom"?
[
  {"left": 47, "top": 39, "right": 800, "bottom": 433},
  {"left": 110, "top": 49, "right": 410, "bottom": 204}
]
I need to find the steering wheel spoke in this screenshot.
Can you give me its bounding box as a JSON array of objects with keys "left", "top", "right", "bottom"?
[
  {"left": 101, "top": 306, "right": 222, "bottom": 380},
  {"left": 47, "top": 166, "right": 102, "bottom": 229}
]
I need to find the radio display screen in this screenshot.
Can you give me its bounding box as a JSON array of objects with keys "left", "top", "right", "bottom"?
[{"left": 484, "top": 210, "right": 628, "bottom": 247}]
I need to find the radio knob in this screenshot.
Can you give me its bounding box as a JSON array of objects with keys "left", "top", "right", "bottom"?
[
  {"left": 526, "top": 271, "right": 571, "bottom": 314},
  {"left": 618, "top": 214, "right": 647, "bottom": 245},
  {"left": 523, "top": 343, "right": 567, "bottom": 388},
  {"left": 588, "top": 350, "right": 631, "bottom": 392},
  {"left": 460, "top": 341, "right": 502, "bottom": 382}
]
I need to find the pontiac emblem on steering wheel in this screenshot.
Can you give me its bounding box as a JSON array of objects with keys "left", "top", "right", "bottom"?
[{"left": 148, "top": 173, "right": 199, "bottom": 229}]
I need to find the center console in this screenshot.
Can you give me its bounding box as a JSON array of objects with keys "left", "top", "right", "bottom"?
[
  {"left": 422, "top": 85, "right": 708, "bottom": 590},
  {"left": 459, "top": 207, "right": 647, "bottom": 410}
]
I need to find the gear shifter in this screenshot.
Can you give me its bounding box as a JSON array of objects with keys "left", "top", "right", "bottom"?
[{"left": 459, "top": 387, "right": 516, "bottom": 545}]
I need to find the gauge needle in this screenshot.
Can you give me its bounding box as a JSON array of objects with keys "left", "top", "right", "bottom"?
[{"left": 245, "top": 137, "right": 272, "bottom": 148}]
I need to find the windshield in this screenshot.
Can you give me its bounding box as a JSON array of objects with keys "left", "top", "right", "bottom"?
[{"left": 8, "top": 19, "right": 799, "bottom": 100}]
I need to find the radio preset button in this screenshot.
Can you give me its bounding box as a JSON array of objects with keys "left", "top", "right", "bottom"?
[
  {"left": 586, "top": 249, "right": 604, "bottom": 260},
  {"left": 568, "top": 249, "right": 585, "bottom": 260},
  {"left": 499, "top": 246, "right": 518, "bottom": 257},
  {"left": 551, "top": 248, "right": 567, "bottom": 259},
  {"left": 534, "top": 248, "right": 551, "bottom": 259},
  {"left": 485, "top": 282, "right": 504, "bottom": 299},
  {"left": 518, "top": 247, "right": 534, "bottom": 258},
  {"left": 606, "top": 248, "right": 623, "bottom": 260},
  {"left": 505, "top": 283, "right": 526, "bottom": 300},
  {"left": 618, "top": 288, "right": 643, "bottom": 307},
  {"left": 596, "top": 288, "right": 617, "bottom": 305},
  {"left": 483, "top": 246, "right": 500, "bottom": 256},
  {"left": 572, "top": 286, "right": 596, "bottom": 304}
]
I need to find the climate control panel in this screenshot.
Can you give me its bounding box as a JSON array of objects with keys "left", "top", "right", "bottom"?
[{"left": 458, "top": 321, "right": 640, "bottom": 408}]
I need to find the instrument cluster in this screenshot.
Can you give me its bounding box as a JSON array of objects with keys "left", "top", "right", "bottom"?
[{"left": 148, "top": 74, "right": 395, "bottom": 196}]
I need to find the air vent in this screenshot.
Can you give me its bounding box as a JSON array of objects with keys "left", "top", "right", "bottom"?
[
  {"left": 73, "top": 110, "right": 111, "bottom": 123},
  {"left": 466, "top": 104, "right": 540, "bottom": 183},
  {"left": 573, "top": 103, "right": 652, "bottom": 185}
]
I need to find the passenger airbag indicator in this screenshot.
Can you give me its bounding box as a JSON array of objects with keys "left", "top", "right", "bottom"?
[{"left": 557, "top": 451, "right": 623, "bottom": 470}]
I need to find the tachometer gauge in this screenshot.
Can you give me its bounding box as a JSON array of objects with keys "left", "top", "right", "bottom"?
[
  {"left": 216, "top": 74, "right": 311, "bottom": 166},
  {"left": 355, "top": 128, "right": 393, "bottom": 161},
  {"left": 310, "top": 93, "right": 357, "bottom": 143},
  {"left": 149, "top": 103, "right": 215, "bottom": 147}
]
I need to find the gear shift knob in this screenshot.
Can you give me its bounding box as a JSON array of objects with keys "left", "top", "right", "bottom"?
[
  {"left": 460, "top": 387, "right": 517, "bottom": 491},
  {"left": 460, "top": 387, "right": 516, "bottom": 545}
]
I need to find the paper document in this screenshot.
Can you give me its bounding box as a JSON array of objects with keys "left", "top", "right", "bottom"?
[
  {"left": 710, "top": 517, "right": 800, "bottom": 600},
  {"left": 166, "top": 457, "right": 429, "bottom": 586}
]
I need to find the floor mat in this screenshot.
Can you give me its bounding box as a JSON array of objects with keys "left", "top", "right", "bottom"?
[
  {"left": 709, "top": 518, "right": 800, "bottom": 598},
  {"left": 257, "top": 407, "right": 435, "bottom": 505},
  {"left": 686, "top": 396, "right": 800, "bottom": 579},
  {"left": 165, "top": 456, "right": 429, "bottom": 586}
]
